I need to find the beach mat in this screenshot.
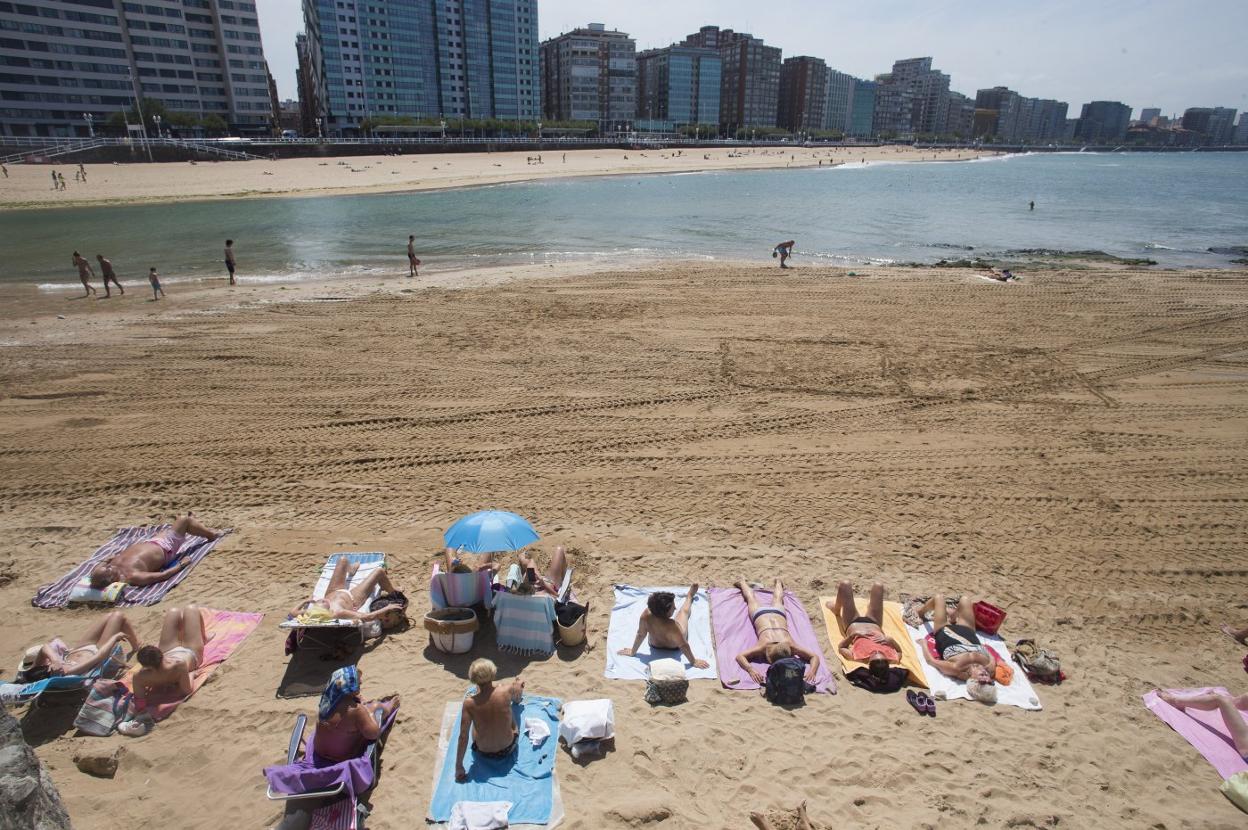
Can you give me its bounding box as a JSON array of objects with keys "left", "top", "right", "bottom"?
[
  {"left": 605, "top": 585, "right": 718, "bottom": 680},
  {"left": 121, "top": 608, "right": 262, "bottom": 721},
  {"left": 427, "top": 696, "right": 563, "bottom": 828},
  {"left": 903, "top": 620, "right": 1041, "bottom": 711},
  {"left": 818, "top": 596, "right": 927, "bottom": 688},
  {"left": 708, "top": 586, "right": 835, "bottom": 694},
  {"left": 1144, "top": 687, "right": 1248, "bottom": 780},
  {"left": 32, "top": 525, "right": 231, "bottom": 609}
]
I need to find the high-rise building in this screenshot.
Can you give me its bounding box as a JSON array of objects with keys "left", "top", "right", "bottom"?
[
  {"left": 1182, "top": 107, "right": 1239, "bottom": 144},
  {"left": 540, "top": 23, "right": 636, "bottom": 127},
  {"left": 302, "top": 0, "right": 539, "bottom": 135},
  {"left": 295, "top": 33, "right": 318, "bottom": 135},
  {"left": 873, "top": 57, "right": 950, "bottom": 137},
  {"left": 1138, "top": 107, "right": 1161, "bottom": 125},
  {"left": 848, "top": 79, "right": 875, "bottom": 137},
  {"left": 0, "top": 0, "right": 273, "bottom": 137},
  {"left": 778, "top": 56, "right": 827, "bottom": 133},
  {"left": 974, "top": 86, "right": 1067, "bottom": 142},
  {"left": 635, "top": 44, "right": 720, "bottom": 130},
  {"left": 946, "top": 91, "right": 975, "bottom": 138},
  {"left": 1074, "top": 100, "right": 1131, "bottom": 143},
  {"left": 1236, "top": 113, "right": 1248, "bottom": 145},
  {"left": 823, "top": 70, "right": 857, "bottom": 134},
  {"left": 681, "top": 26, "right": 781, "bottom": 133}
]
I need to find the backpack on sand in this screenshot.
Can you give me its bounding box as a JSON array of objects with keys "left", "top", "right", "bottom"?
[{"left": 763, "top": 657, "right": 810, "bottom": 705}]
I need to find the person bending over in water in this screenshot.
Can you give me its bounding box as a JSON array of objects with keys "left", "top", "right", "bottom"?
[
  {"left": 16, "top": 611, "right": 140, "bottom": 682},
  {"left": 289, "top": 556, "right": 405, "bottom": 628},
  {"left": 456, "top": 658, "right": 525, "bottom": 781},
  {"left": 772, "top": 241, "right": 795, "bottom": 269},
  {"left": 314, "top": 665, "right": 400, "bottom": 762},
  {"left": 89, "top": 512, "right": 220, "bottom": 589},
  {"left": 132, "top": 604, "right": 209, "bottom": 699},
  {"left": 617, "top": 586, "right": 710, "bottom": 669},
  {"left": 734, "top": 578, "right": 821, "bottom": 684},
  {"left": 826, "top": 580, "right": 903, "bottom": 684},
  {"left": 916, "top": 593, "right": 998, "bottom": 703},
  {"left": 1158, "top": 690, "right": 1248, "bottom": 756}
]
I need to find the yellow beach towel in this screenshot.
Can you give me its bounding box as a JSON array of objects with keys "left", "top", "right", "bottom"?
[{"left": 818, "top": 596, "right": 928, "bottom": 689}]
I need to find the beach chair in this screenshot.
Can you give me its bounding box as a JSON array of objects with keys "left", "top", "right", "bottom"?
[
  {"left": 0, "top": 645, "right": 126, "bottom": 709},
  {"left": 279, "top": 553, "right": 386, "bottom": 653},
  {"left": 429, "top": 563, "right": 494, "bottom": 611},
  {"left": 265, "top": 707, "right": 395, "bottom": 830}
]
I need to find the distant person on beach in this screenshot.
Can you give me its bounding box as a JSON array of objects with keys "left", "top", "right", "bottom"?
[
  {"left": 733, "top": 578, "right": 822, "bottom": 684},
  {"left": 51, "top": 170, "right": 58, "bottom": 190},
  {"left": 88, "top": 512, "right": 219, "bottom": 589},
  {"left": 825, "top": 580, "right": 903, "bottom": 683},
  {"left": 15, "top": 611, "right": 140, "bottom": 683},
  {"left": 1157, "top": 690, "right": 1248, "bottom": 755},
  {"left": 97, "top": 255, "right": 124, "bottom": 297},
  {"left": 71, "top": 251, "right": 96, "bottom": 297},
  {"left": 1029, "top": 200, "right": 1035, "bottom": 211},
  {"left": 58, "top": 172, "right": 67, "bottom": 190},
  {"left": 915, "top": 593, "right": 998, "bottom": 703},
  {"left": 78, "top": 163, "right": 87, "bottom": 182},
  {"left": 772, "top": 241, "right": 795, "bottom": 269},
  {"left": 149, "top": 267, "right": 164, "bottom": 300},
  {"left": 407, "top": 234, "right": 421, "bottom": 277},
  {"left": 132, "top": 605, "right": 208, "bottom": 700},
  {"left": 224, "top": 239, "right": 236, "bottom": 285},
  {"left": 2, "top": 163, "right": 8, "bottom": 178},
  {"left": 617, "top": 585, "right": 711, "bottom": 669},
  {"left": 455, "top": 658, "right": 524, "bottom": 781}
]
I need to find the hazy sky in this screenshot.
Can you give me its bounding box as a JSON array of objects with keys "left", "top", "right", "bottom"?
[{"left": 259, "top": 0, "right": 1247, "bottom": 118}]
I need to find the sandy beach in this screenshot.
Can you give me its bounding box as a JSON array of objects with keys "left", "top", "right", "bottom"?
[
  {"left": 0, "top": 145, "right": 983, "bottom": 210},
  {"left": 2, "top": 257, "right": 1248, "bottom": 829}
]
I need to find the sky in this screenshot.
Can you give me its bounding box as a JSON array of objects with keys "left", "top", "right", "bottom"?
[{"left": 258, "top": 0, "right": 1248, "bottom": 119}]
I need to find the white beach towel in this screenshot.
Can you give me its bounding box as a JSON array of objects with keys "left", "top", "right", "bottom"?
[
  {"left": 604, "top": 585, "right": 718, "bottom": 680},
  {"left": 449, "top": 801, "right": 512, "bottom": 830},
  {"left": 904, "top": 621, "right": 1042, "bottom": 711}
]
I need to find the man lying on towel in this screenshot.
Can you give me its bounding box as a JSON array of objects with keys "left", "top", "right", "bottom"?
[
  {"left": 289, "top": 556, "right": 405, "bottom": 629},
  {"left": 617, "top": 585, "right": 710, "bottom": 669},
  {"left": 89, "top": 512, "right": 220, "bottom": 589},
  {"left": 734, "top": 579, "right": 821, "bottom": 684},
  {"left": 456, "top": 659, "right": 524, "bottom": 781},
  {"left": 916, "top": 593, "right": 999, "bottom": 704},
  {"left": 826, "top": 580, "right": 903, "bottom": 683}
]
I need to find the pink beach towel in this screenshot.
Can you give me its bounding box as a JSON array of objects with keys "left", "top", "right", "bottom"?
[
  {"left": 430, "top": 563, "right": 494, "bottom": 610},
  {"left": 708, "top": 586, "right": 836, "bottom": 694},
  {"left": 122, "top": 609, "right": 263, "bottom": 721},
  {"left": 1143, "top": 687, "right": 1248, "bottom": 780}
]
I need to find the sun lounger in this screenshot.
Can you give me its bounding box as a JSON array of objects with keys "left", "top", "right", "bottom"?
[
  {"left": 1144, "top": 688, "right": 1248, "bottom": 780},
  {"left": 264, "top": 706, "right": 398, "bottom": 830},
  {"left": 280, "top": 554, "right": 385, "bottom": 651},
  {"left": 605, "top": 585, "right": 718, "bottom": 680},
  {"left": 708, "top": 586, "right": 836, "bottom": 693},
  {"left": 121, "top": 608, "right": 262, "bottom": 721},
  {"left": 431, "top": 563, "right": 495, "bottom": 611},
  {"left": 32, "top": 525, "right": 231, "bottom": 609},
  {"left": 427, "top": 695, "right": 563, "bottom": 828},
  {"left": 903, "top": 619, "right": 1041, "bottom": 710},
  {"left": 818, "top": 596, "right": 927, "bottom": 688},
  {"left": 0, "top": 645, "right": 126, "bottom": 708}
]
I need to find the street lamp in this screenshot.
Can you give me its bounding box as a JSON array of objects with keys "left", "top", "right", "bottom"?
[
  {"left": 82, "top": 112, "right": 94, "bottom": 137},
  {"left": 537, "top": 121, "right": 542, "bottom": 150}
]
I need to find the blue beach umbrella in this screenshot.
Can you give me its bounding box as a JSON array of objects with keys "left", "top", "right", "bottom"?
[{"left": 443, "top": 510, "right": 540, "bottom": 554}]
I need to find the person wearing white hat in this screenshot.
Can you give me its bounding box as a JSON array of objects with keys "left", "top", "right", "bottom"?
[{"left": 16, "top": 611, "right": 139, "bottom": 683}]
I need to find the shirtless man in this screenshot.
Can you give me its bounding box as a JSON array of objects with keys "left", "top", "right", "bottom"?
[
  {"left": 88, "top": 512, "right": 220, "bottom": 589},
  {"left": 72, "top": 251, "right": 96, "bottom": 297},
  {"left": 406, "top": 234, "right": 421, "bottom": 277},
  {"left": 133, "top": 604, "right": 208, "bottom": 700},
  {"left": 455, "top": 658, "right": 524, "bottom": 781},
  {"left": 826, "top": 580, "right": 903, "bottom": 684},
  {"left": 96, "top": 254, "right": 124, "bottom": 297},
  {"left": 917, "top": 593, "right": 997, "bottom": 703},
  {"left": 617, "top": 586, "right": 710, "bottom": 669},
  {"left": 734, "top": 578, "right": 821, "bottom": 684},
  {"left": 772, "top": 240, "right": 795, "bottom": 269},
  {"left": 224, "top": 238, "right": 236, "bottom": 285},
  {"left": 289, "top": 556, "right": 405, "bottom": 628},
  {"left": 16, "top": 611, "right": 139, "bottom": 683}
]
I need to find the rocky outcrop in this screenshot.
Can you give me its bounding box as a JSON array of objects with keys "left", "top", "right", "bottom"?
[{"left": 0, "top": 707, "right": 71, "bottom": 830}]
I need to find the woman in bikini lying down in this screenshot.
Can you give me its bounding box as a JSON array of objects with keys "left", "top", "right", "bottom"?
[
  {"left": 289, "top": 556, "right": 404, "bottom": 628},
  {"left": 16, "top": 611, "right": 140, "bottom": 682}
]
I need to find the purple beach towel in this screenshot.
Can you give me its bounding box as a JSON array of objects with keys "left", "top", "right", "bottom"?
[
  {"left": 32, "top": 525, "right": 232, "bottom": 609},
  {"left": 263, "top": 707, "right": 399, "bottom": 798},
  {"left": 709, "top": 586, "right": 836, "bottom": 694},
  {"left": 1143, "top": 687, "right": 1248, "bottom": 780}
]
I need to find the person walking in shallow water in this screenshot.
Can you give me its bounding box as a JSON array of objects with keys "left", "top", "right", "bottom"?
[
  {"left": 1029, "top": 200, "right": 1035, "bottom": 211},
  {"left": 224, "top": 239, "right": 236, "bottom": 285},
  {"left": 71, "top": 251, "right": 96, "bottom": 297},
  {"left": 773, "top": 240, "right": 795, "bottom": 269},
  {"left": 148, "top": 267, "right": 164, "bottom": 300}
]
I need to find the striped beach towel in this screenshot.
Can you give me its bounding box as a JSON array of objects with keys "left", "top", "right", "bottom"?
[
  {"left": 31, "top": 525, "right": 232, "bottom": 609},
  {"left": 430, "top": 564, "right": 494, "bottom": 610},
  {"left": 121, "top": 608, "right": 262, "bottom": 721},
  {"left": 492, "top": 592, "right": 557, "bottom": 656}
]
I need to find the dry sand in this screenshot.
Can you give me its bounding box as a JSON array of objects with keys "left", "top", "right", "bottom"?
[
  {"left": 3, "top": 260, "right": 1248, "bottom": 829},
  {"left": 0, "top": 145, "right": 982, "bottom": 210}
]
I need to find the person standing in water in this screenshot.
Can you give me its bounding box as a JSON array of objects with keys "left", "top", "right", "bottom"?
[
  {"left": 406, "top": 235, "right": 421, "bottom": 277},
  {"left": 149, "top": 267, "right": 164, "bottom": 300},
  {"left": 96, "top": 254, "right": 124, "bottom": 297},
  {"left": 71, "top": 251, "right": 96, "bottom": 297},
  {"left": 773, "top": 241, "right": 795, "bottom": 269},
  {"left": 224, "top": 239, "right": 236, "bottom": 285},
  {"left": 1029, "top": 200, "right": 1035, "bottom": 211}
]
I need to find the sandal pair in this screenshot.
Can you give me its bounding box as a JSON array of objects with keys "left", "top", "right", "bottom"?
[{"left": 906, "top": 689, "right": 935, "bottom": 717}]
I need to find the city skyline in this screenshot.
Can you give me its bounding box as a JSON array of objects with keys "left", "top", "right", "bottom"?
[{"left": 258, "top": 0, "right": 1248, "bottom": 117}]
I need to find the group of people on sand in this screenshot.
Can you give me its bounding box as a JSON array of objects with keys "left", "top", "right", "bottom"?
[{"left": 66, "top": 239, "right": 238, "bottom": 300}]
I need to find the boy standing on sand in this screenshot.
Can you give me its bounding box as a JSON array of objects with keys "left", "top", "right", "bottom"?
[
  {"left": 224, "top": 239, "right": 236, "bottom": 285},
  {"left": 149, "top": 267, "right": 164, "bottom": 300},
  {"left": 407, "top": 235, "right": 421, "bottom": 277}
]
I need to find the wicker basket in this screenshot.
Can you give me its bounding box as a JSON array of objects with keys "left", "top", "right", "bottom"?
[{"left": 423, "top": 607, "right": 479, "bottom": 654}]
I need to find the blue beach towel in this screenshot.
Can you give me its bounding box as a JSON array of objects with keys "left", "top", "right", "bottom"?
[{"left": 428, "top": 694, "right": 560, "bottom": 825}]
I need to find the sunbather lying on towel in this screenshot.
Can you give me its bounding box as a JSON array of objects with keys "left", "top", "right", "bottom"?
[
  {"left": 456, "top": 658, "right": 524, "bottom": 782},
  {"left": 513, "top": 545, "right": 569, "bottom": 598},
  {"left": 16, "top": 610, "right": 140, "bottom": 683},
  {"left": 916, "top": 593, "right": 998, "bottom": 704},
  {"left": 444, "top": 546, "right": 499, "bottom": 575},
  {"left": 734, "top": 579, "right": 821, "bottom": 684},
  {"left": 1159, "top": 690, "right": 1248, "bottom": 756},
  {"left": 133, "top": 604, "right": 209, "bottom": 699},
  {"left": 89, "top": 512, "right": 221, "bottom": 589},
  {"left": 315, "top": 666, "right": 400, "bottom": 763},
  {"left": 826, "top": 580, "right": 903, "bottom": 683},
  {"left": 617, "top": 585, "right": 710, "bottom": 669},
  {"left": 289, "top": 556, "right": 405, "bottom": 629}
]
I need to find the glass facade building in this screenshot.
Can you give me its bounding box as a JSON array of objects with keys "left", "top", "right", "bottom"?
[
  {"left": 681, "top": 26, "right": 780, "bottom": 133},
  {"left": 848, "top": 79, "right": 875, "bottom": 137},
  {"left": 0, "top": 0, "right": 273, "bottom": 137},
  {"left": 636, "top": 44, "right": 719, "bottom": 130}
]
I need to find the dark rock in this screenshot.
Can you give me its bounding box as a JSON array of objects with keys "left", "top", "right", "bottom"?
[
  {"left": 0, "top": 707, "right": 72, "bottom": 830},
  {"left": 72, "top": 747, "right": 121, "bottom": 779}
]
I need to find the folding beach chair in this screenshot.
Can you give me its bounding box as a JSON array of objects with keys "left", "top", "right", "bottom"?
[
  {"left": 279, "top": 553, "right": 386, "bottom": 653},
  {"left": 0, "top": 645, "right": 126, "bottom": 709},
  {"left": 430, "top": 563, "right": 495, "bottom": 611}
]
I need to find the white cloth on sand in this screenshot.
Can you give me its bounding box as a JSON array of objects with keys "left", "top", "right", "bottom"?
[
  {"left": 558, "top": 699, "right": 614, "bottom": 746},
  {"left": 524, "top": 716, "right": 550, "bottom": 747},
  {"left": 904, "top": 621, "right": 1042, "bottom": 711},
  {"left": 604, "top": 585, "right": 717, "bottom": 680},
  {"left": 449, "top": 801, "right": 512, "bottom": 830}
]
